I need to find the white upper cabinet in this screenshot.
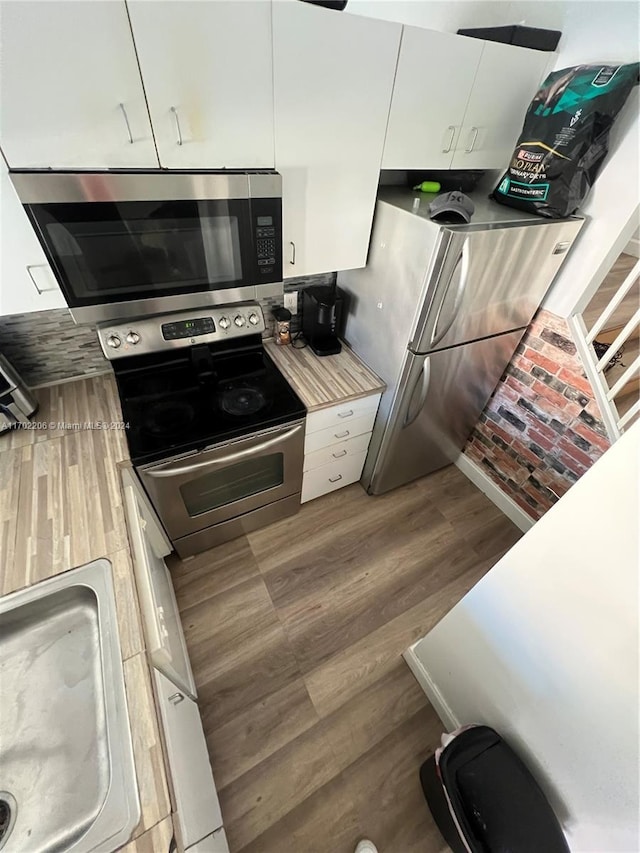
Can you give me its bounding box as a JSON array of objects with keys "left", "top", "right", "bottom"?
[
  {"left": 451, "top": 41, "right": 551, "bottom": 170},
  {"left": 382, "top": 27, "right": 552, "bottom": 171},
  {"left": 0, "top": 157, "right": 66, "bottom": 316},
  {"left": 127, "top": 1, "right": 274, "bottom": 169},
  {"left": 273, "top": 2, "right": 401, "bottom": 278},
  {"left": 382, "top": 28, "right": 483, "bottom": 170},
  {"left": 0, "top": 1, "right": 158, "bottom": 169}
]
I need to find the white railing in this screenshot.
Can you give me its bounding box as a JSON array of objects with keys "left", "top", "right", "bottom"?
[{"left": 568, "top": 257, "right": 640, "bottom": 442}]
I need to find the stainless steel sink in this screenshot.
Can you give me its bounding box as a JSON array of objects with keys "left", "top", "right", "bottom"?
[{"left": 0, "top": 559, "right": 140, "bottom": 853}]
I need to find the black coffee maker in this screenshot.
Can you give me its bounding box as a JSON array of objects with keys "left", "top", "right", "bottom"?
[{"left": 301, "top": 285, "right": 344, "bottom": 356}]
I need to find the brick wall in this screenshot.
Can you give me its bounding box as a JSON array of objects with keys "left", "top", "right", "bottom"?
[{"left": 464, "top": 309, "right": 611, "bottom": 520}]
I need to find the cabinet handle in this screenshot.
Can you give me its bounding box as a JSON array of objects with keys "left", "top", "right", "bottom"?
[
  {"left": 26, "top": 265, "right": 57, "bottom": 294},
  {"left": 337, "top": 410, "right": 353, "bottom": 419},
  {"left": 118, "top": 103, "right": 134, "bottom": 144},
  {"left": 289, "top": 241, "right": 296, "bottom": 265},
  {"left": 465, "top": 126, "right": 479, "bottom": 153},
  {"left": 332, "top": 449, "right": 347, "bottom": 458},
  {"left": 442, "top": 125, "right": 456, "bottom": 153},
  {"left": 168, "top": 692, "right": 185, "bottom": 705},
  {"left": 328, "top": 474, "right": 343, "bottom": 483},
  {"left": 170, "top": 106, "right": 183, "bottom": 146},
  {"left": 334, "top": 430, "right": 350, "bottom": 439}
]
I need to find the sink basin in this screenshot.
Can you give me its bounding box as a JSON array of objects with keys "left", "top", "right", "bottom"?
[{"left": 0, "top": 559, "right": 140, "bottom": 853}]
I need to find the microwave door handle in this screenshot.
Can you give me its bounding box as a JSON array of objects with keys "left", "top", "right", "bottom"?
[
  {"left": 146, "top": 423, "right": 304, "bottom": 479},
  {"left": 429, "top": 241, "right": 469, "bottom": 350}
]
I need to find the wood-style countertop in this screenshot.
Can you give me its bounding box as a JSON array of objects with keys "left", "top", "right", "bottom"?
[
  {"left": 264, "top": 339, "right": 385, "bottom": 411},
  {"left": 0, "top": 373, "right": 172, "bottom": 852}
]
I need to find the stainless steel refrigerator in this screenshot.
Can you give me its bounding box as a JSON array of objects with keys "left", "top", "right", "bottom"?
[{"left": 337, "top": 188, "right": 583, "bottom": 495}]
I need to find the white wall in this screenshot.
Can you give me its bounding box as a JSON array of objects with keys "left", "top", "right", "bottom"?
[
  {"left": 540, "top": 1, "right": 640, "bottom": 316},
  {"left": 345, "top": 0, "right": 567, "bottom": 33},
  {"left": 406, "top": 421, "right": 639, "bottom": 852}
]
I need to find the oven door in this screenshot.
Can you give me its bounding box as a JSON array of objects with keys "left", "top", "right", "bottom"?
[
  {"left": 12, "top": 171, "right": 282, "bottom": 322},
  {"left": 138, "top": 420, "right": 304, "bottom": 540}
]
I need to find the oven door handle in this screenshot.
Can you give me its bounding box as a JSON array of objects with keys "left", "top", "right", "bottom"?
[{"left": 145, "top": 423, "right": 304, "bottom": 479}]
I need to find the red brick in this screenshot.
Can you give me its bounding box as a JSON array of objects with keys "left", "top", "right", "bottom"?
[
  {"left": 558, "top": 437, "right": 596, "bottom": 468},
  {"left": 505, "top": 377, "right": 536, "bottom": 400},
  {"left": 540, "top": 342, "right": 581, "bottom": 370},
  {"left": 525, "top": 420, "right": 556, "bottom": 441},
  {"left": 491, "top": 423, "right": 516, "bottom": 447},
  {"left": 523, "top": 347, "right": 562, "bottom": 375},
  {"left": 511, "top": 438, "right": 544, "bottom": 468},
  {"left": 531, "top": 379, "right": 568, "bottom": 411},
  {"left": 558, "top": 367, "right": 594, "bottom": 397},
  {"left": 512, "top": 492, "right": 541, "bottom": 520},
  {"left": 497, "top": 384, "right": 520, "bottom": 404},
  {"left": 528, "top": 429, "right": 554, "bottom": 451},
  {"left": 571, "top": 421, "right": 611, "bottom": 453},
  {"left": 558, "top": 453, "right": 588, "bottom": 477}
]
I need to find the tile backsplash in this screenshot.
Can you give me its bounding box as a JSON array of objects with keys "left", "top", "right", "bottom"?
[
  {"left": 0, "top": 308, "right": 109, "bottom": 387},
  {"left": 0, "top": 272, "right": 337, "bottom": 387}
]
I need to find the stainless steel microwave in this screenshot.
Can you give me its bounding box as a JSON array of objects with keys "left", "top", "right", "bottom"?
[{"left": 10, "top": 170, "right": 282, "bottom": 323}]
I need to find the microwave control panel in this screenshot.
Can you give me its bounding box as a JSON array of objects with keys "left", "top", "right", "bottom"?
[{"left": 255, "top": 215, "right": 277, "bottom": 273}]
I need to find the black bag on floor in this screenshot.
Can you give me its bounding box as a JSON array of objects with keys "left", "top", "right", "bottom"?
[
  {"left": 420, "top": 725, "right": 570, "bottom": 853},
  {"left": 493, "top": 63, "right": 639, "bottom": 218}
]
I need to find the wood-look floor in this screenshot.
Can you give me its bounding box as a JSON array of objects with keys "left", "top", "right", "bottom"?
[{"left": 168, "top": 465, "right": 522, "bottom": 853}]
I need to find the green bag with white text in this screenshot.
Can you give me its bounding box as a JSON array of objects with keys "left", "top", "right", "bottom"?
[{"left": 493, "top": 63, "right": 639, "bottom": 218}]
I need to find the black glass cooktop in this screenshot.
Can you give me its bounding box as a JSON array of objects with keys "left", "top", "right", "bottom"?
[{"left": 113, "top": 336, "right": 306, "bottom": 465}]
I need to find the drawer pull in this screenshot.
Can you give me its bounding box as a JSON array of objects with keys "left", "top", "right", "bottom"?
[
  {"left": 337, "top": 410, "right": 354, "bottom": 419},
  {"left": 334, "top": 430, "right": 350, "bottom": 439},
  {"left": 332, "top": 449, "right": 347, "bottom": 458},
  {"left": 168, "top": 692, "right": 185, "bottom": 705},
  {"left": 328, "top": 474, "right": 343, "bottom": 483}
]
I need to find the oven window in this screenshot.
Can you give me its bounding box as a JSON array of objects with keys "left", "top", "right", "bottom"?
[
  {"left": 28, "top": 199, "right": 244, "bottom": 302},
  {"left": 179, "top": 453, "right": 284, "bottom": 517}
]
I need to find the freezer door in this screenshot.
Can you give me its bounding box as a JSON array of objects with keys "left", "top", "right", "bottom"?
[
  {"left": 410, "top": 218, "right": 583, "bottom": 354},
  {"left": 365, "top": 330, "right": 524, "bottom": 495}
]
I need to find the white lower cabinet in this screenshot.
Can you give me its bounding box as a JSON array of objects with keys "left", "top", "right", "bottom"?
[
  {"left": 187, "top": 828, "right": 230, "bottom": 853},
  {"left": 301, "top": 393, "right": 380, "bottom": 503},
  {"left": 153, "top": 669, "right": 225, "bottom": 851},
  {"left": 304, "top": 432, "right": 371, "bottom": 472}
]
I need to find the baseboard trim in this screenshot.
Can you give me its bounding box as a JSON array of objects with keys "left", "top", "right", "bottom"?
[
  {"left": 454, "top": 453, "right": 535, "bottom": 533},
  {"left": 403, "top": 646, "right": 459, "bottom": 731}
]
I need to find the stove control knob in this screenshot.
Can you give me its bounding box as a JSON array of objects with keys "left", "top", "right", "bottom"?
[
  {"left": 125, "top": 331, "right": 140, "bottom": 345},
  {"left": 248, "top": 312, "right": 260, "bottom": 326},
  {"left": 234, "top": 314, "right": 246, "bottom": 328},
  {"left": 219, "top": 316, "right": 230, "bottom": 330},
  {"left": 106, "top": 334, "right": 122, "bottom": 349}
]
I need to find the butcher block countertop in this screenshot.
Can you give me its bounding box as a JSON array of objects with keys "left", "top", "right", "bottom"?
[
  {"left": 264, "top": 339, "right": 385, "bottom": 411},
  {"left": 0, "top": 372, "right": 172, "bottom": 852}
]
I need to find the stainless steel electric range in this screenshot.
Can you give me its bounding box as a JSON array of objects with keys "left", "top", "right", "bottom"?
[{"left": 98, "top": 303, "right": 306, "bottom": 557}]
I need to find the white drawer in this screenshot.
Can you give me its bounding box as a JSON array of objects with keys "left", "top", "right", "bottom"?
[
  {"left": 304, "top": 432, "right": 371, "bottom": 472},
  {"left": 304, "top": 410, "right": 377, "bottom": 454},
  {"left": 301, "top": 450, "right": 367, "bottom": 503},
  {"left": 306, "top": 393, "right": 381, "bottom": 435}
]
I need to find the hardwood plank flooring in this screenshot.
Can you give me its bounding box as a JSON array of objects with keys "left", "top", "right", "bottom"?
[{"left": 171, "top": 466, "right": 522, "bottom": 852}]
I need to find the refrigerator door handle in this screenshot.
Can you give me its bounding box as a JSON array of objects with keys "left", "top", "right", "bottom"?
[
  {"left": 429, "top": 242, "right": 469, "bottom": 350},
  {"left": 404, "top": 358, "right": 431, "bottom": 427}
]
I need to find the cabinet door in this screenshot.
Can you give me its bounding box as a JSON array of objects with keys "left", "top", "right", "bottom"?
[
  {"left": 273, "top": 2, "right": 401, "bottom": 278},
  {"left": 0, "top": 158, "right": 66, "bottom": 316},
  {"left": 153, "top": 669, "right": 224, "bottom": 848},
  {"left": 0, "top": 1, "right": 158, "bottom": 169},
  {"left": 451, "top": 41, "right": 551, "bottom": 170},
  {"left": 127, "top": 0, "right": 274, "bottom": 169},
  {"left": 382, "top": 27, "right": 483, "bottom": 170}
]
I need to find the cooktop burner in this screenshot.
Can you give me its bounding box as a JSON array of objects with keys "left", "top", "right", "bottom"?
[
  {"left": 219, "top": 385, "right": 267, "bottom": 417},
  {"left": 113, "top": 335, "right": 306, "bottom": 465}
]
